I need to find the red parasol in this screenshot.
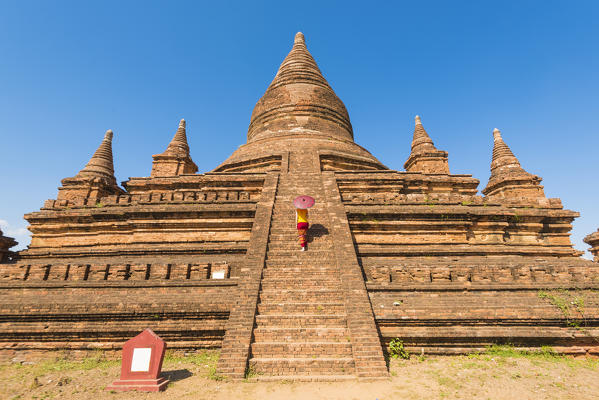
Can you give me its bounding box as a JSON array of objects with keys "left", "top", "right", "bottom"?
[{"left": 293, "top": 195, "right": 315, "bottom": 209}]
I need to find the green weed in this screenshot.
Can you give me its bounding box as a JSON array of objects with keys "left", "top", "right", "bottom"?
[{"left": 389, "top": 338, "right": 410, "bottom": 360}]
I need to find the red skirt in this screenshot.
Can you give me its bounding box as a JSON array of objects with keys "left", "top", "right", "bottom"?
[{"left": 297, "top": 222, "right": 309, "bottom": 230}]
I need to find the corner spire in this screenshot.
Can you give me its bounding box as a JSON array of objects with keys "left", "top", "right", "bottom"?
[
  {"left": 164, "top": 119, "right": 190, "bottom": 156},
  {"left": 489, "top": 128, "right": 519, "bottom": 169},
  {"left": 76, "top": 130, "right": 116, "bottom": 180},
  {"left": 410, "top": 115, "right": 438, "bottom": 153},
  {"left": 57, "top": 129, "right": 124, "bottom": 202},
  {"left": 584, "top": 229, "right": 599, "bottom": 262},
  {"left": 0, "top": 228, "right": 17, "bottom": 263},
  {"left": 151, "top": 119, "right": 198, "bottom": 177},
  {"left": 482, "top": 128, "right": 545, "bottom": 200},
  {"left": 403, "top": 115, "right": 449, "bottom": 174}
]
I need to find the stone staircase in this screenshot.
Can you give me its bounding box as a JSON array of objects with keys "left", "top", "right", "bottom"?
[{"left": 247, "top": 173, "right": 357, "bottom": 380}]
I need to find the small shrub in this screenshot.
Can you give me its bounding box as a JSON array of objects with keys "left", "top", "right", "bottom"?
[{"left": 389, "top": 338, "right": 410, "bottom": 359}]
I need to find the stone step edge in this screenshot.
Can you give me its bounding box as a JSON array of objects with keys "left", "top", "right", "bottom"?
[
  {"left": 256, "top": 314, "right": 347, "bottom": 318},
  {"left": 253, "top": 327, "right": 348, "bottom": 331},
  {"left": 257, "top": 302, "right": 345, "bottom": 306},
  {"left": 249, "top": 357, "right": 355, "bottom": 362},
  {"left": 251, "top": 341, "right": 352, "bottom": 346},
  {"left": 247, "top": 375, "right": 358, "bottom": 382}
]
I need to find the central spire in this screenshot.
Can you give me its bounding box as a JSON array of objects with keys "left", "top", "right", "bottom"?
[
  {"left": 247, "top": 32, "right": 354, "bottom": 143},
  {"left": 215, "top": 32, "right": 385, "bottom": 172}
]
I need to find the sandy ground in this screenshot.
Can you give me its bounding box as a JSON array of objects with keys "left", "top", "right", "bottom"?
[{"left": 3, "top": 350, "right": 599, "bottom": 400}]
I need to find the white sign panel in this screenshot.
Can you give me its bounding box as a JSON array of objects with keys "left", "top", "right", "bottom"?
[
  {"left": 212, "top": 270, "right": 225, "bottom": 279},
  {"left": 130, "top": 347, "right": 152, "bottom": 372}
]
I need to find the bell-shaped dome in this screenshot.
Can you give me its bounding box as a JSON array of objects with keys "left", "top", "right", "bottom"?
[
  {"left": 247, "top": 32, "right": 354, "bottom": 143},
  {"left": 215, "top": 33, "right": 385, "bottom": 173}
]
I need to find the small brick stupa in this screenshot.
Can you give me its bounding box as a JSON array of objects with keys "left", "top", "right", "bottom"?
[
  {"left": 0, "top": 32, "right": 598, "bottom": 380},
  {"left": 0, "top": 229, "right": 17, "bottom": 263}
]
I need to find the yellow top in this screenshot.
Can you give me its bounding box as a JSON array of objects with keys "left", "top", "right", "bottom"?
[{"left": 296, "top": 209, "right": 308, "bottom": 223}]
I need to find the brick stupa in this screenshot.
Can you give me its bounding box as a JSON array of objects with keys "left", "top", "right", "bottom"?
[{"left": 0, "top": 32, "right": 598, "bottom": 380}]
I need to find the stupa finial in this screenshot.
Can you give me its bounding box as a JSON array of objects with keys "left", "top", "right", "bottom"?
[
  {"left": 415, "top": 115, "right": 422, "bottom": 125},
  {"left": 294, "top": 32, "right": 305, "bottom": 45},
  {"left": 493, "top": 128, "right": 502, "bottom": 141}
]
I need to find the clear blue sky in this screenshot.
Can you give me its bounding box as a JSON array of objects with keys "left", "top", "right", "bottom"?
[{"left": 1, "top": 1, "right": 597, "bottom": 256}]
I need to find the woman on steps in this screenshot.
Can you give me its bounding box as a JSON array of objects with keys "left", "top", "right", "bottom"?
[
  {"left": 294, "top": 195, "right": 315, "bottom": 251},
  {"left": 296, "top": 207, "right": 309, "bottom": 251}
]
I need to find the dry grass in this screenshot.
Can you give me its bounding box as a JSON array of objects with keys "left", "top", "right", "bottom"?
[{"left": 3, "top": 346, "right": 599, "bottom": 400}]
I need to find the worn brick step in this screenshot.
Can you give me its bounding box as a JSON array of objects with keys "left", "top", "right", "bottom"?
[
  {"left": 266, "top": 257, "right": 337, "bottom": 270},
  {"left": 248, "top": 357, "right": 355, "bottom": 375},
  {"left": 255, "top": 314, "right": 347, "bottom": 328},
  {"left": 266, "top": 244, "right": 332, "bottom": 251},
  {"left": 259, "top": 289, "right": 344, "bottom": 302},
  {"left": 247, "top": 375, "right": 357, "bottom": 382},
  {"left": 262, "top": 270, "right": 339, "bottom": 279},
  {"left": 251, "top": 342, "right": 353, "bottom": 358},
  {"left": 265, "top": 255, "right": 334, "bottom": 261},
  {"left": 266, "top": 243, "right": 333, "bottom": 250},
  {"left": 267, "top": 235, "right": 332, "bottom": 243},
  {"left": 260, "top": 281, "right": 341, "bottom": 291},
  {"left": 257, "top": 302, "right": 346, "bottom": 314},
  {"left": 253, "top": 327, "right": 349, "bottom": 342},
  {"left": 269, "top": 223, "right": 330, "bottom": 228},
  {"left": 266, "top": 248, "right": 331, "bottom": 255},
  {"left": 269, "top": 228, "right": 320, "bottom": 234},
  {"left": 261, "top": 273, "right": 339, "bottom": 280},
  {"left": 260, "top": 279, "right": 339, "bottom": 286},
  {"left": 265, "top": 260, "right": 337, "bottom": 268},
  {"left": 266, "top": 243, "right": 332, "bottom": 250},
  {"left": 263, "top": 264, "right": 338, "bottom": 271}
]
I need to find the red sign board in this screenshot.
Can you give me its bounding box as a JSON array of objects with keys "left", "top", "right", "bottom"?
[{"left": 106, "top": 328, "right": 169, "bottom": 392}]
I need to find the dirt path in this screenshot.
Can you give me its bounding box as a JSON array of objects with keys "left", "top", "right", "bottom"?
[{"left": 3, "top": 349, "right": 599, "bottom": 400}]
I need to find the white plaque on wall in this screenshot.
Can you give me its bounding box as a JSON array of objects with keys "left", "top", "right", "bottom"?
[
  {"left": 130, "top": 347, "right": 152, "bottom": 372},
  {"left": 212, "top": 270, "right": 225, "bottom": 279}
]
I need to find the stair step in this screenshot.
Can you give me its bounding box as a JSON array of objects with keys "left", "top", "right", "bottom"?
[
  {"left": 249, "top": 357, "right": 355, "bottom": 375},
  {"left": 266, "top": 249, "right": 331, "bottom": 256},
  {"left": 262, "top": 270, "right": 339, "bottom": 279},
  {"left": 259, "top": 289, "right": 344, "bottom": 302},
  {"left": 265, "top": 260, "right": 336, "bottom": 268},
  {"left": 257, "top": 302, "right": 345, "bottom": 314},
  {"left": 255, "top": 314, "right": 347, "bottom": 327},
  {"left": 261, "top": 280, "right": 341, "bottom": 290},
  {"left": 247, "top": 375, "right": 357, "bottom": 382},
  {"left": 253, "top": 327, "right": 349, "bottom": 342},
  {"left": 251, "top": 342, "right": 353, "bottom": 358}
]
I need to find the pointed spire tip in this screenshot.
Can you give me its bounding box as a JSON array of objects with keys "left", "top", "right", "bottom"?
[
  {"left": 415, "top": 115, "right": 422, "bottom": 125},
  {"left": 294, "top": 32, "right": 305, "bottom": 45},
  {"left": 493, "top": 128, "right": 502, "bottom": 141},
  {"left": 104, "top": 129, "right": 113, "bottom": 141},
  {"left": 179, "top": 118, "right": 186, "bottom": 127}
]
